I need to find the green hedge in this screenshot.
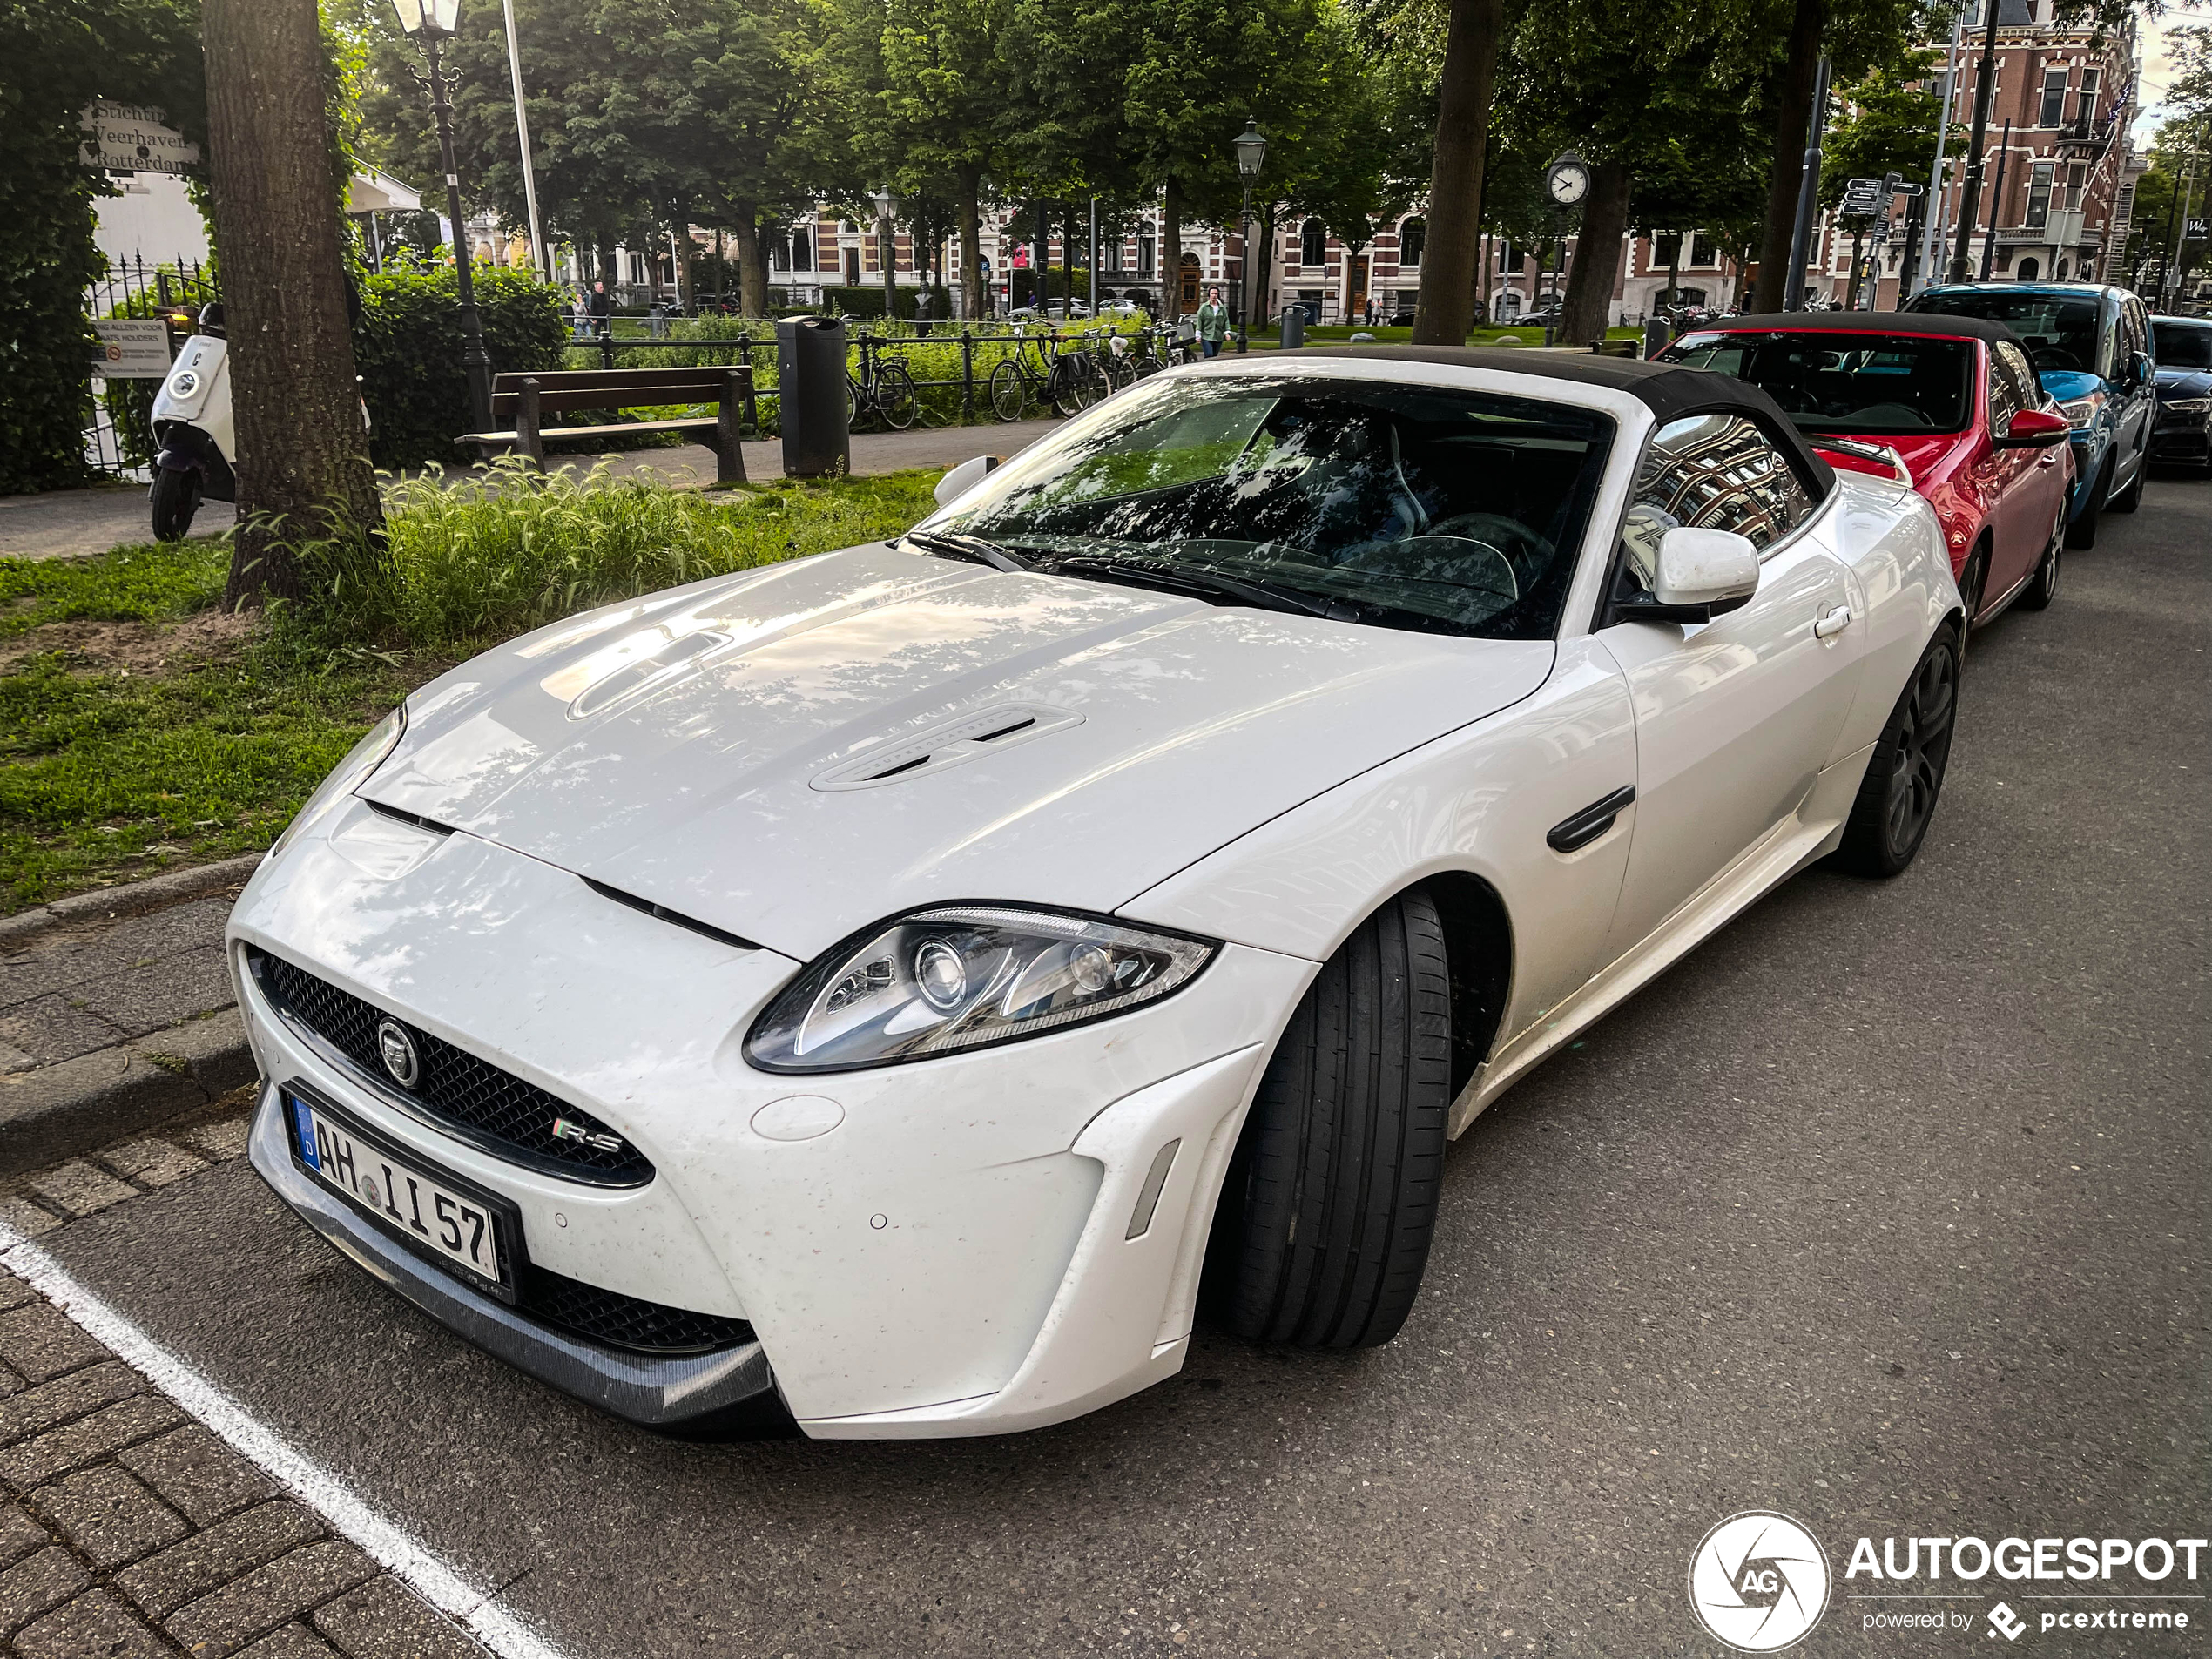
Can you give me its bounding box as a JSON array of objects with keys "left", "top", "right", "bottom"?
[
  {"left": 810, "top": 284, "right": 952, "bottom": 320},
  {"left": 354, "top": 266, "right": 570, "bottom": 469}
]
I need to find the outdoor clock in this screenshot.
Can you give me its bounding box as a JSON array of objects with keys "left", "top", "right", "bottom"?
[{"left": 1546, "top": 153, "right": 1592, "bottom": 208}]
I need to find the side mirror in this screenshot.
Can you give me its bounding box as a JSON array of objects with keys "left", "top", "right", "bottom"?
[
  {"left": 933, "top": 454, "right": 1001, "bottom": 508},
  {"left": 1997, "top": 407, "right": 2070, "bottom": 449},
  {"left": 1614, "top": 527, "right": 1760, "bottom": 626},
  {"left": 2132, "top": 350, "right": 2155, "bottom": 388}
]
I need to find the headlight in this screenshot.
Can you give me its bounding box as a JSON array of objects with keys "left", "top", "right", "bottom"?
[
  {"left": 2164, "top": 396, "right": 2211, "bottom": 414},
  {"left": 745, "top": 906, "right": 1217, "bottom": 1072},
  {"left": 2056, "top": 391, "right": 2105, "bottom": 429},
  {"left": 269, "top": 705, "right": 406, "bottom": 860}
]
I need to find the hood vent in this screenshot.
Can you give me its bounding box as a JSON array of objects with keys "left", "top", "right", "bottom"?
[
  {"left": 583, "top": 879, "right": 760, "bottom": 952},
  {"left": 812, "top": 704, "right": 1084, "bottom": 792}
]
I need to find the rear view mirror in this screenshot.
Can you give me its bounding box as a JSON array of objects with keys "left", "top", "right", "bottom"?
[
  {"left": 1652, "top": 526, "right": 1761, "bottom": 608},
  {"left": 1998, "top": 408, "right": 2070, "bottom": 449},
  {"left": 933, "top": 454, "right": 1001, "bottom": 508}
]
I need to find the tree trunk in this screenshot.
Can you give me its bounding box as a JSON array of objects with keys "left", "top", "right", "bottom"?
[
  {"left": 1752, "top": 0, "right": 1824, "bottom": 314},
  {"left": 1413, "top": 0, "right": 1507, "bottom": 344},
  {"left": 1163, "top": 178, "right": 1184, "bottom": 315},
  {"left": 956, "top": 169, "right": 984, "bottom": 321},
  {"left": 673, "top": 200, "right": 693, "bottom": 314},
  {"left": 1560, "top": 160, "right": 1631, "bottom": 347},
  {"left": 203, "top": 0, "right": 380, "bottom": 610},
  {"left": 730, "top": 208, "right": 768, "bottom": 317}
]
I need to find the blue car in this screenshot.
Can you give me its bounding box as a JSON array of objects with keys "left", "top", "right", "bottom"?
[{"left": 1904, "top": 282, "right": 2156, "bottom": 549}]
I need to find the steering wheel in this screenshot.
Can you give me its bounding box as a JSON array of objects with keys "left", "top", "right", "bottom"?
[
  {"left": 2029, "top": 345, "right": 2082, "bottom": 373},
  {"left": 1338, "top": 535, "right": 1519, "bottom": 614},
  {"left": 1425, "top": 511, "right": 1554, "bottom": 589}
]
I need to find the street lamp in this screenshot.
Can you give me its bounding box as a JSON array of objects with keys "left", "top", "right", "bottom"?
[
  {"left": 1232, "top": 119, "right": 1265, "bottom": 352},
  {"left": 393, "top": 0, "right": 494, "bottom": 433},
  {"left": 869, "top": 188, "right": 898, "bottom": 323}
]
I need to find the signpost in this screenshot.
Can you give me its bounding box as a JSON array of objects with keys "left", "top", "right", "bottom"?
[
  {"left": 78, "top": 103, "right": 199, "bottom": 174},
  {"left": 89, "top": 319, "right": 173, "bottom": 379}
]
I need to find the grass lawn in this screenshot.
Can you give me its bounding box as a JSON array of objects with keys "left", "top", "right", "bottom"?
[{"left": 0, "top": 466, "right": 941, "bottom": 914}]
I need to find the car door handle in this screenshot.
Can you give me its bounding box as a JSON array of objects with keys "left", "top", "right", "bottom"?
[
  {"left": 1814, "top": 604, "right": 1852, "bottom": 639},
  {"left": 1548, "top": 786, "right": 1635, "bottom": 854}
]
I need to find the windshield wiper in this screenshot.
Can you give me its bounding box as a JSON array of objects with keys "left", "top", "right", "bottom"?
[
  {"left": 1047, "top": 554, "right": 1333, "bottom": 618},
  {"left": 904, "top": 528, "right": 1031, "bottom": 572}
]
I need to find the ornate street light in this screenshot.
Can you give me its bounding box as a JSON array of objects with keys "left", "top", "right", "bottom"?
[
  {"left": 393, "top": 0, "right": 494, "bottom": 432},
  {"left": 1232, "top": 120, "right": 1266, "bottom": 352},
  {"left": 869, "top": 188, "right": 898, "bottom": 323}
]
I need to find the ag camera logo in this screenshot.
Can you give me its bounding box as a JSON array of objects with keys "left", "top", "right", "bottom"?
[{"left": 1689, "top": 1511, "right": 1831, "bottom": 1651}]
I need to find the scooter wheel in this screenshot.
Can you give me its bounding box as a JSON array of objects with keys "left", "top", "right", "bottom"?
[{"left": 151, "top": 469, "right": 201, "bottom": 542}]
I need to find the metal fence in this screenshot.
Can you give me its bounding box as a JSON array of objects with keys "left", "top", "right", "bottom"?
[{"left": 82, "top": 253, "right": 217, "bottom": 480}]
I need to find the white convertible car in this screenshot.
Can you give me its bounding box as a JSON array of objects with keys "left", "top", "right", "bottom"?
[{"left": 231, "top": 349, "right": 1960, "bottom": 1439}]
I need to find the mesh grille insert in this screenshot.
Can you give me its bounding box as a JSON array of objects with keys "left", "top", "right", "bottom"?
[
  {"left": 519, "top": 1266, "right": 756, "bottom": 1355},
  {"left": 250, "top": 948, "right": 654, "bottom": 1186}
]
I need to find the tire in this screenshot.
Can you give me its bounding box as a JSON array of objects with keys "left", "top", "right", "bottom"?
[
  {"left": 1204, "top": 888, "right": 1453, "bottom": 1349},
  {"left": 2107, "top": 455, "right": 2143, "bottom": 513},
  {"left": 1957, "top": 544, "right": 1987, "bottom": 628},
  {"left": 844, "top": 379, "right": 861, "bottom": 430},
  {"left": 2065, "top": 457, "right": 2109, "bottom": 549},
  {"left": 1051, "top": 356, "right": 1098, "bottom": 417},
  {"left": 2018, "top": 505, "right": 2062, "bottom": 611},
  {"left": 988, "top": 359, "right": 1028, "bottom": 422},
  {"left": 874, "top": 361, "right": 917, "bottom": 430},
  {"left": 1832, "top": 628, "right": 1960, "bottom": 878},
  {"left": 150, "top": 468, "right": 200, "bottom": 541}
]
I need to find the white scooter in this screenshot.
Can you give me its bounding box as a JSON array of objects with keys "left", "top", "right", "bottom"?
[{"left": 148, "top": 305, "right": 235, "bottom": 542}]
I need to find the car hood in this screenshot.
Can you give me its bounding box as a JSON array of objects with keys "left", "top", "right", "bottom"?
[
  {"left": 2038, "top": 368, "right": 2104, "bottom": 406},
  {"left": 360, "top": 544, "right": 1554, "bottom": 959},
  {"left": 2155, "top": 367, "right": 2212, "bottom": 397}
]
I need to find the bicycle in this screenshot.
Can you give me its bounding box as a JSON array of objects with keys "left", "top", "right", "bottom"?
[
  {"left": 988, "top": 327, "right": 1107, "bottom": 421},
  {"left": 846, "top": 335, "right": 918, "bottom": 430}
]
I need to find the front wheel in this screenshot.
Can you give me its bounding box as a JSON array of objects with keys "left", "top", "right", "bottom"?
[
  {"left": 2019, "top": 504, "right": 2063, "bottom": 611},
  {"left": 1204, "top": 888, "right": 1452, "bottom": 1349},
  {"left": 150, "top": 467, "right": 200, "bottom": 542},
  {"left": 874, "top": 361, "right": 918, "bottom": 430},
  {"left": 1832, "top": 628, "right": 1959, "bottom": 878},
  {"left": 988, "top": 359, "right": 1028, "bottom": 422}
]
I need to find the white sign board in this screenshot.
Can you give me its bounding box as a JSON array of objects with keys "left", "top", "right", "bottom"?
[
  {"left": 79, "top": 102, "right": 199, "bottom": 175},
  {"left": 90, "top": 319, "right": 172, "bottom": 379}
]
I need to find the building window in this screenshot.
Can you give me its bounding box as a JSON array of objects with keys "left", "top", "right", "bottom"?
[
  {"left": 2039, "top": 64, "right": 2069, "bottom": 128},
  {"left": 1689, "top": 233, "right": 1718, "bottom": 267},
  {"left": 791, "top": 227, "right": 814, "bottom": 271},
  {"left": 2017, "top": 256, "right": 2040, "bottom": 280},
  {"left": 2075, "top": 67, "right": 2101, "bottom": 125},
  {"left": 1301, "top": 219, "right": 1327, "bottom": 267},
  {"left": 2025, "top": 160, "right": 2055, "bottom": 230},
  {"left": 1398, "top": 216, "right": 1424, "bottom": 267},
  {"left": 2064, "top": 161, "right": 2085, "bottom": 210},
  {"left": 1139, "top": 225, "right": 1154, "bottom": 275}
]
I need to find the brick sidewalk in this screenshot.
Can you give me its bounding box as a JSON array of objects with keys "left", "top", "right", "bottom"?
[{"left": 0, "top": 1099, "right": 488, "bottom": 1658}]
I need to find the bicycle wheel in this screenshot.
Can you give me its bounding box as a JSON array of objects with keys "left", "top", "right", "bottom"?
[
  {"left": 988, "top": 359, "right": 1028, "bottom": 422},
  {"left": 846, "top": 378, "right": 861, "bottom": 428},
  {"left": 1051, "top": 355, "right": 1096, "bottom": 417},
  {"left": 875, "top": 361, "right": 918, "bottom": 430}
]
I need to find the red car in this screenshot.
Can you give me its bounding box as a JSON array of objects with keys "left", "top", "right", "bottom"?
[{"left": 1658, "top": 313, "right": 2075, "bottom": 627}]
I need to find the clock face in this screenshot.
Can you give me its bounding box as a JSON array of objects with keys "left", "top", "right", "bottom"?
[{"left": 1548, "top": 164, "right": 1590, "bottom": 206}]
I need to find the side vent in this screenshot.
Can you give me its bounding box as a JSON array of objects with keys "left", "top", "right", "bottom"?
[{"left": 811, "top": 705, "right": 1084, "bottom": 792}]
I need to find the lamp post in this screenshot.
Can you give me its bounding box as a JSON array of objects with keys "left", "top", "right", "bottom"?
[
  {"left": 869, "top": 189, "right": 898, "bottom": 323},
  {"left": 392, "top": 0, "right": 493, "bottom": 433},
  {"left": 1232, "top": 119, "right": 1266, "bottom": 352}
]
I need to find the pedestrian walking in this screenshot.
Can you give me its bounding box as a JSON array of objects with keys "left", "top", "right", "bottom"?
[
  {"left": 587, "top": 280, "right": 613, "bottom": 337},
  {"left": 1196, "top": 287, "right": 1229, "bottom": 357}
]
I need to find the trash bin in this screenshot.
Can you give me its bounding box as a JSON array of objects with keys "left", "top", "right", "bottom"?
[
  {"left": 1280, "top": 306, "right": 1305, "bottom": 350},
  {"left": 777, "top": 316, "right": 850, "bottom": 478},
  {"left": 1644, "top": 317, "right": 1674, "bottom": 361}
]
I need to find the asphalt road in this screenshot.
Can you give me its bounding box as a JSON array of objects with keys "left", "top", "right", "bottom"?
[{"left": 32, "top": 476, "right": 2211, "bottom": 1658}]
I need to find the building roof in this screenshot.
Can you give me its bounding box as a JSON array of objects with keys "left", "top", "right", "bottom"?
[
  {"left": 1696, "top": 310, "right": 2027, "bottom": 346},
  {"left": 1279, "top": 345, "right": 1838, "bottom": 493}
]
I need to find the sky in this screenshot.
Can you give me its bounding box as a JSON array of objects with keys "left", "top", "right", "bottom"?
[{"left": 2134, "top": 0, "right": 2210, "bottom": 143}]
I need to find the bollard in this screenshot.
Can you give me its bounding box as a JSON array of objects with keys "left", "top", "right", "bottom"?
[
  {"left": 1280, "top": 306, "right": 1305, "bottom": 350},
  {"left": 776, "top": 315, "right": 851, "bottom": 478}
]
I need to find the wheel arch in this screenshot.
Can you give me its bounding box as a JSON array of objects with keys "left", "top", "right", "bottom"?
[{"left": 1420, "top": 871, "right": 1514, "bottom": 1099}]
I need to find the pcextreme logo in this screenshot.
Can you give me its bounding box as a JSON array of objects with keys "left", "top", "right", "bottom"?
[{"left": 1688, "top": 1512, "right": 1832, "bottom": 1651}]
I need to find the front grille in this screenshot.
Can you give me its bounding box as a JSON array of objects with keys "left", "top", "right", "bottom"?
[
  {"left": 250, "top": 948, "right": 654, "bottom": 1186},
  {"left": 519, "top": 1265, "right": 755, "bottom": 1355}
]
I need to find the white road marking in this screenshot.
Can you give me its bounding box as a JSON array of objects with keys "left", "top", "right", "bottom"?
[{"left": 0, "top": 1228, "right": 574, "bottom": 1659}]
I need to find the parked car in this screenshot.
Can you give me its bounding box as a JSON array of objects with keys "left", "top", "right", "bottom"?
[
  {"left": 1096, "top": 299, "right": 1148, "bottom": 319},
  {"left": 2148, "top": 314, "right": 2212, "bottom": 474},
  {"left": 232, "top": 348, "right": 1963, "bottom": 1440},
  {"left": 1902, "top": 281, "right": 2156, "bottom": 549},
  {"left": 1659, "top": 313, "right": 2074, "bottom": 626}
]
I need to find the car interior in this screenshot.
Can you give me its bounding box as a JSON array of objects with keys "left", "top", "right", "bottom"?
[{"left": 1667, "top": 334, "right": 1975, "bottom": 433}]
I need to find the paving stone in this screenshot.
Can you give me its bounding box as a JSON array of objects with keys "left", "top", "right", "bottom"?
[
  {"left": 35, "top": 1463, "right": 189, "bottom": 1569},
  {"left": 0, "top": 1040, "right": 35, "bottom": 1075},
  {"left": 0, "top": 1394, "right": 185, "bottom": 1489},
  {"left": 312, "top": 1574, "right": 483, "bottom": 1659},
  {"left": 0, "top": 1273, "right": 37, "bottom": 1312},
  {"left": 0, "top": 1301, "right": 111, "bottom": 1384},
  {"left": 0, "top": 900, "right": 237, "bottom": 1009},
  {"left": 0, "top": 1545, "right": 90, "bottom": 1636},
  {"left": 0, "top": 1197, "right": 63, "bottom": 1239},
  {"left": 74, "top": 945, "right": 238, "bottom": 1040},
  {"left": 0, "top": 1362, "right": 143, "bottom": 1446},
  {"left": 121, "top": 1426, "right": 280, "bottom": 1527},
  {"left": 24, "top": 1158, "right": 139, "bottom": 1219},
  {"left": 0, "top": 1501, "right": 49, "bottom": 1568},
  {"left": 119, "top": 1501, "right": 326, "bottom": 1620},
  {"left": 14, "top": 1588, "right": 171, "bottom": 1658},
  {"left": 94, "top": 1136, "right": 210, "bottom": 1189},
  {"left": 180, "top": 1117, "right": 251, "bottom": 1163},
  {"left": 0, "top": 995, "right": 131, "bottom": 1067},
  {"left": 238, "top": 1622, "right": 341, "bottom": 1659},
  {"left": 164, "top": 1540, "right": 379, "bottom": 1658}
]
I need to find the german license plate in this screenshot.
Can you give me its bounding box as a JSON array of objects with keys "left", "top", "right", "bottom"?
[{"left": 286, "top": 1090, "right": 512, "bottom": 1294}]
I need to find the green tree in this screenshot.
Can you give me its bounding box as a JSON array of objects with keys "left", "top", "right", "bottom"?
[{"left": 1820, "top": 50, "right": 1948, "bottom": 208}]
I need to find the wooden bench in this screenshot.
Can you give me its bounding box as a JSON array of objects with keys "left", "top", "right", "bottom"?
[{"left": 460, "top": 364, "right": 755, "bottom": 482}]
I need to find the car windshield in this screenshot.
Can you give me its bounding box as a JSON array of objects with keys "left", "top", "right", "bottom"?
[
  {"left": 920, "top": 374, "right": 1615, "bottom": 640},
  {"left": 1913, "top": 292, "right": 2101, "bottom": 375},
  {"left": 2152, "top": 321, "right": 2212, "bottom": 368},
  {"left": 1666, "top": 331, "right": 1974, "bottom": 434}
]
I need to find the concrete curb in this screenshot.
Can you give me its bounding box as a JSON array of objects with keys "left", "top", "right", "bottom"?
[
  {"left": 0, "top": 853, "right": 266, "bottom": 953},
  {"left": 0, "top": 1009, "right": 256, "bottom": 1175}
]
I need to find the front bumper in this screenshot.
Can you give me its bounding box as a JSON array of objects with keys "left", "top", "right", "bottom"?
[
  {"left": 230, "top": 799, "right": 1312, "bottom": 1438},
  {"left": 2149, "top": 420, "right": 2212, "bottom": 463}
]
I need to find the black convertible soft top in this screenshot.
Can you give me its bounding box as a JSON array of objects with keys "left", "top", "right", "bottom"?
[
  {"left": 1278, "top": 344, "right": 1838, "bottom": 496},
  {"left": 1698, "top": 309, "right": 2027, "bottom": 347}
]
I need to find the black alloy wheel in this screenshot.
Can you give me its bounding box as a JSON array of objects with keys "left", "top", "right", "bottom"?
[
  {"left": 1834, "top": 630, "right": 1960, "bottom": 878},
  {"left": 2019, "top": 503, "right": 2063, "bottom": 611}
]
